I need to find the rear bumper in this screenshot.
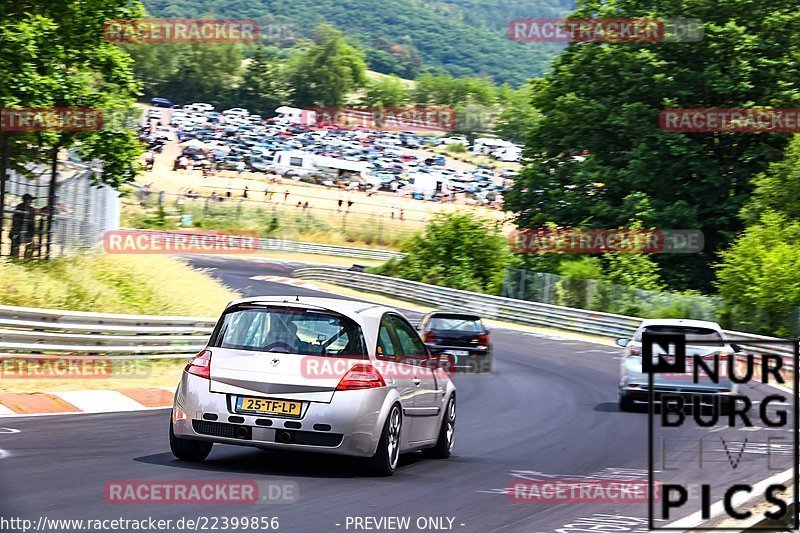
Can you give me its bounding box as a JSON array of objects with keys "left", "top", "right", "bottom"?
[
  {"left": 426, "top": 344, "right": 492, "bottom": 373},
  {"left": 172, "top": 372, "right": 392, "bottom": 458},
  {"left": 620, "top": 385, "right": 734, "bottom": 406}
]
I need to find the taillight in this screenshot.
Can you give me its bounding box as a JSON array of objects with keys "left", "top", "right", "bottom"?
[
  {"left": 626, "top": 347, "right": 641, "bottom": 357},
  {"left": 336, "top": 364, "right": 386, "bottom": 391},
  {"left": 423, "top": 331, "right": 437, "bottom": 343},
  {"left": 477, "top": 334, "right": 489, "bottom": 346},
  {"left": 185, "top": 349, "right": 212, "bottom": 379},
  {"left": 704, "top": 351, "right": 732, "bottom": 361}
]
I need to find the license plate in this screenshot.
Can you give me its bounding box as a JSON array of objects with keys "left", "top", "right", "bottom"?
[
  {"left": 448, "top": 350, "right": 470, "bottom": 356},
  {"left": 236, "top": 397, "right": 302, "bottom": 417}
]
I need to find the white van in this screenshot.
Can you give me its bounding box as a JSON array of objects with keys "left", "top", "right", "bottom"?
[{"left": 271, "top": 150, "right": 317, "bottom": 177}]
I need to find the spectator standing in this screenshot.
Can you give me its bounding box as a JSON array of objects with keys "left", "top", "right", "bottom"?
[{"left": 9, "top": 194, "right": 47, "bottom": 260}]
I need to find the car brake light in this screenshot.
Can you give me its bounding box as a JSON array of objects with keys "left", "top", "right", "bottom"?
[
  {"left": 336, "top": 364, "right": 386, "bottom": 391},
  {"left": 185, "top": 349, "right": 212, "bottom": 379},
  {"left": 423, "top": 331, "right": 437, "bottom": 343},
  {"left": 704, "top": 351, "right": 732, "bottom": 361},
  {"left": 477, "top": 334, "right": 489, "bottom": 346},
  {"left": 627, "top": 347, "right": 641, "bottom": 356}
]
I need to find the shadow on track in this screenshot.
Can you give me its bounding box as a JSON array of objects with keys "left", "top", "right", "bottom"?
[{"left": 134, "top": 448, "right": 429, "bottom": 479}]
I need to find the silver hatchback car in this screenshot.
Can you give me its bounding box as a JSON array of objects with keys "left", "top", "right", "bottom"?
[{"left": 170, "top": 297, "right": 456, "bottom": 476}]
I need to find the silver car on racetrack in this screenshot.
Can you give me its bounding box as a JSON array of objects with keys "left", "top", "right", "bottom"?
[
  {"left": 170, "top": 296, "right": 457, "bottom": 476},
  {"left": 617, "top": 319, "right": 740, "bottom": 412}
]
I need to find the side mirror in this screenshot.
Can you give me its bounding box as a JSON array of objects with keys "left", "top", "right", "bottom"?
[
  {"left": 616, "top": 338, "right": 630, "bottom": 348},
  {"left": 731, "top": 343, "right": 742, "bottom": 353}
]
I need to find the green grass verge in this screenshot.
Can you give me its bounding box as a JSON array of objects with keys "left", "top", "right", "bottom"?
[{"left": 0, "top": 254, "right": 240, "bottom": 316}]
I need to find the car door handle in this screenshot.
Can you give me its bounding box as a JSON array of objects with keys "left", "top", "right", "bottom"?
[{"left": 413, "top": 378, "right": 421, "bottom": 386}]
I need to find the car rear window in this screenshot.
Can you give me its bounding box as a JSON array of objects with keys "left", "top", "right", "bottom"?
[
  {"left": 427, "top": 315, "right": 483, "bottom": 333},
  {"left": 635, "top": 325, "right": 724, "bottom": 346},
  {"left": 210, "top": 305, "right": 367, "bottom": 357}
]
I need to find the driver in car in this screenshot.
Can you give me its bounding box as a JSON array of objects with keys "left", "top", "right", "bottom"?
[{"left": 263, "top": 321, "right": 306, "bottom": 353}]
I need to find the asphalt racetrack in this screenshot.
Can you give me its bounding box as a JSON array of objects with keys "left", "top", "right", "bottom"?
[{"left": 0, "top": 256, "right": 792, "bottom": 533}]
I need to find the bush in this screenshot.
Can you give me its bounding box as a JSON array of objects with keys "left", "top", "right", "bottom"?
[
  {"left": 445, "top": 143, "right": 466, "bottom": 153},
  {"left": 369, "top": 212, "right": 510, "bottom": 294},
  {"left": 716, "top": 211, "right": 800, "bottom": 336}
]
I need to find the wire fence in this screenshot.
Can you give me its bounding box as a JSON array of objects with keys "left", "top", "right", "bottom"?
[
  {"left": 0, "top": 160, "right": 120, "bottom": 259},
  {"left": 500, "top": 266, "right": 800, "bottom": 337}
]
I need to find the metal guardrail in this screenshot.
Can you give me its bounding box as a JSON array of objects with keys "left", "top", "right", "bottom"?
[
  {"left": 255, "top": 238, "right": 403, "bottom": 261},
  {"left": 0, "top": 305, "right": 214, "bottom": 355},
  {"left": 0, "top": 268, "right": 793, "bottom": 363},
  {"left": 293, "top": 267, "right": 795, "bottom": 365}
]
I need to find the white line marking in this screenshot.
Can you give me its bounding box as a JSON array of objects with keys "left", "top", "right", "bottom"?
[
  {"left": 49, "top": 390, "right": 146, "bottom": 413},
  {"left": 0, "top": 404, "right": 14, "bottom": 416},
  {"left": 0, "top": 406, "right": 171, "bottom": 418},
  {"left": 0, "top": 427, "right": 20, "bottom": 434},
  {"left": 0, "top": 449, "right": 9, "bottom": 459}
]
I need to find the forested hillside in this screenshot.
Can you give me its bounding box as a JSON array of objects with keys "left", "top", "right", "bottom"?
[{"left": 142, "top": 0, "right": 573, "bottom": 85}]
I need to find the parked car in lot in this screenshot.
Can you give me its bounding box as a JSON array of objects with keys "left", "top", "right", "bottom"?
[
  {"left": 151, "top": 97, "right": 176, "bottom": 108},
  {"left": 154, "top": 126, "right": 175, "bottom": 141},
  {"left": 185, "top": 103, "right": 214, "bottom": 112},
  {"left": 223, "top": 107, "right": 249, "bottom": 118},
  {"left": 170, "top": 297, "right": 457, "bottom": 476},
  {"left": 247, "top": 156, "right": 272, "bottom": 173},
  {"left": 440, "top": 136, "right": 470, "bottom": 146},
  {"left": 617, "top": 319, "right": 741, "bottom": 412},
  {"left": 417, "top": 312, "right": 492, "bottom": 373}
]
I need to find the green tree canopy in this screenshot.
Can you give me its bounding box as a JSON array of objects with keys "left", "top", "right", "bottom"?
[
  {"left": 505, "top": 0, "right": 800, "bottom": 290},
  {"left": 235, "top": 46, "right": 294, "bottom": 117},
  {"left": 288, "top": 24, "right": 367, "bottom": 107},
  {"left": 742, "top": 134, "right": 800, "bottom": 224},
  {"left": 361, "top": 75, "right": 409, "bottom": 108},
  {"left": 1, "top": 0, "right": 144, "bottom": 187}
]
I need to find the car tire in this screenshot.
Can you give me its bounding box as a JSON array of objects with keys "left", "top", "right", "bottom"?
[
  {"left": 169, "top": 419, "right": 212, "bottom": 462},
  {"left": 366, "top": 404, "right": 402, "bottom": 476},
  {"left": 618, "top": 393, "right": 635, "bottom": 412},
  {"left": 423, "top": 395, "right": 456, "bottom": 459}
]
